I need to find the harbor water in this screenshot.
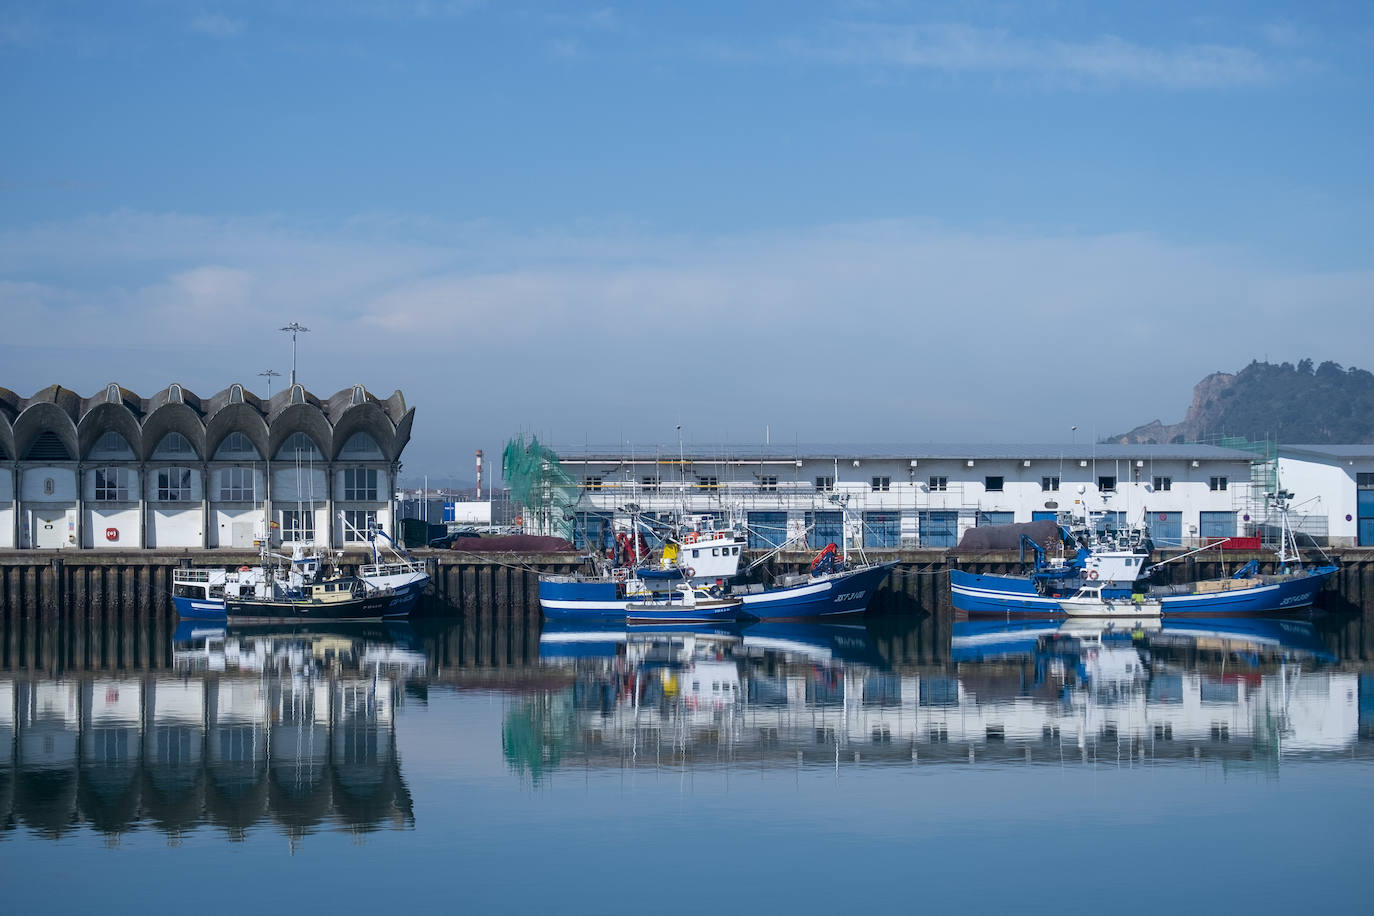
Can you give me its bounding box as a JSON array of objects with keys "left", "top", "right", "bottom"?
[{"left": 2, "top": 603, "right": 1372, "bottom": 915}]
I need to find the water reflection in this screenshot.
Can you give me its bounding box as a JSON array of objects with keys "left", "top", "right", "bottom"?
[
  {"left": 507, "top": 614, "right": 1371, "bottom": 780},
  {"left": 1, "top": 625, "right": 414, "bottom": 842},
  {"left": 2, "top": 608, "right": 1373, "bottom": 842}
]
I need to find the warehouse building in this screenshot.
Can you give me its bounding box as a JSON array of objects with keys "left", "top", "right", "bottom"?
[
  {"left": 0, "top": 382, "right": 413, "bottom": 549},
  {"left": 547, "top": 443, "right": 1301, "bottom": 550}
]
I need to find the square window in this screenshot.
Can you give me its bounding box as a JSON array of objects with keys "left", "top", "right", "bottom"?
[
  {"left": 1210, "top": 476, "right": 1228, "bottom": 492},
  {"left": 218, "top": 467, "right": 255, "bottom": 501},
  {"left": 1357, "top": 472, "right": 1374, "bottom": 489},
  {"left": 814, "top": 476, "right": 834, "bottom": 492},
  {"left": 344, "top": 467, "right": 379, "bottom": 501},
  {"left": 1098, "top": 476, "right": 1117, "bottom": 492},
  {"left": 583, "top": 476, "right": 602, "bottom": 490},
  {"left": 1041, "top": 476, "right": 1059, "bottom": 491},
  {"left": 1152, "top": 476, "right": 1172, "bottom": 491},
  {"left": 696, "top": 476, "right": 718, "bottom": 489},
  {"left": 870, "top": 476, "right": 890, "bottom": 492},
  {"left": 928, "top": 476, "right": 947, "bottom": 492},
  {"left": 984, "top": 476, "right": 1004, "bottom": 492},
  {"left": 640, "top": 475, "right": 658, "bottom": 491},
  {"left": 759, "top": 475, "right": 777, "bottom": 492},
  {"left": 157, "top": 467, "right": 192, "bottom": 501}
]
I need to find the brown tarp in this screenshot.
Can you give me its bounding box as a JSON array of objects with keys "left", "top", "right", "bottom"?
[
  {"left": 954, "top": 520, "right": 1063, "bottom": 554},
  {"left": 446, "top": 535, "right": 576, "bottom": 553}
]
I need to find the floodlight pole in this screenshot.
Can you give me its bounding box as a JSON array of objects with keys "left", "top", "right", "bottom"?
[
  {"left": 258, "top": 368, "right": 281, "bottom": 397},
  {"left": 280, "top": 323, "right": 310, "bottom": 387}
]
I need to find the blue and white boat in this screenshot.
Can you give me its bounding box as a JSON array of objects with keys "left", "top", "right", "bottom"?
[
  {"left": 539, "top": 514, "right": 895, "bottom": 622},
  {"left": 951, "top": 492, "right": 1337, "bottom": 618},
  {"left": 625, "top": 585, "right": 743, "bottom": 625},
  {"left": 172, "top": 514, "right": 428, "bottom": 620}
]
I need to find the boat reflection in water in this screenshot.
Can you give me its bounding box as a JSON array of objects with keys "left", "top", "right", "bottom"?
[
  {"left": 0, "top": 624, "right": 417, "bottom": 842},
  {"left": 508, "top": 614, "right": 1364, "bottom": 781}
]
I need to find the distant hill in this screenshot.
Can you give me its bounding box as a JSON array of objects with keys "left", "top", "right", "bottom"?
[{"left": 1111, "top": 360, "right": 1374, "bottom": 444}]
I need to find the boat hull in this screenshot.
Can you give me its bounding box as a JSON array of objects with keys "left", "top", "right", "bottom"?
[
  {"left": 540, "top": 562, "right": 896, "bottom": 621},
  {"left": 625, "top": 605, "right": 741, "bottom": 625},
  {"left": 174, "top": 576, "right": 425, "bottom": 620},
  {"left": 951, "top": 565, "right": 1337, "bottom": 617},
  {"left": 225, "top": 593, "right": 397, "bottom": 624}
]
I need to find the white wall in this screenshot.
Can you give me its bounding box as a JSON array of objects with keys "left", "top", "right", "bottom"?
[
  {"left": 1278, "top": 456, "right": 1356, "bottom": 545},
  {"left": 84, "top": 506, "right": 141, "bottom": 547},
  {"left": 148, "top": 507, "right": 202, "bottom": 548},
  {"left": 212, "top": 507, "right": 264, "bottom": 548},
  {"left": 21, "top": 467, "right": 77, "bottom": 501}
]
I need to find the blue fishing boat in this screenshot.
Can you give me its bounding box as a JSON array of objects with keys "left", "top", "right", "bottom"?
[
  {"left": 538, "top": 513, "right": 895, "bottom": 622},
  {"left": 950, "top": 492, "right": 1336, "bottom": 617}
]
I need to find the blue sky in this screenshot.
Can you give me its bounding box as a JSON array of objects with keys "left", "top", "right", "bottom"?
[{"left": 3, "top": 1, "right": 1372, "bottom": 481}]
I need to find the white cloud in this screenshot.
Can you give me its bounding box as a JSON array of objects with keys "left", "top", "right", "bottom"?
[
  {"left": 772, "top": 22, "right": 1276, "bottom": 89},
  {"left": 190, "top": 12, "right": 245, "bottom": 38},
  {"left": 2, "top": 211, "right": 1370, "bottom": 469}
]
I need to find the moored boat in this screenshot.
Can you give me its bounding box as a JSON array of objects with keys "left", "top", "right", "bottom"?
[{"left": 951, "top": 491, "right": 1336, "bottom": 617}]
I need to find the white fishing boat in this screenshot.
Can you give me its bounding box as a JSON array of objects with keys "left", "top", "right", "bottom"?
[{"left": 1058, "top": 584, "right": 1164, "bottom": 619}]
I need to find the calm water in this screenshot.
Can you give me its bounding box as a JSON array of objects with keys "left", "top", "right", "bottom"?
[{"left": 2, "top": 609, "right": 1373, "bottom": 914}]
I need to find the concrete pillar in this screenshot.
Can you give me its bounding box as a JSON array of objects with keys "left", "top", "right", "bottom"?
[
  {"left": 201, "top": 462, "right": 211, "bottom": 549},
  {"left": 324, "top": 462, "right": 334, "bottom": 549},
  {"left": 138, "top": 462, "right": 148, "bottom": 548},
  {"left": 75, "top": 463, "right": 84, "bottom": 549}
]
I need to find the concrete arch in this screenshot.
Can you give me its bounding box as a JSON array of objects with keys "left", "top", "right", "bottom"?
[
  {"left": 78, "top": 403, "right": 145, "bottom": 461},
  {"left": 268, "top": 404, "right": 333, "bottom": 462},
  {"left": 13, "top": 402, "right": 80, "bottom": 462},
  {"left": 141, "top": 403, "right": 208, "bottom": 462},
  {"left": 0, "top": 414, "right": 14, "bottom": 461},
  {"left": 330, "top": 402, "right": 397, "bottom": 462},
  {"left": 393, "top": 407, "right": 416, "bottom": 458},
  {"left": 205, "top": 403, "right": 271, "bottom": 461}
]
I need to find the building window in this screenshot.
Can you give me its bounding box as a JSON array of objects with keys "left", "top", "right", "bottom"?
[
  {"left": 157, "top": 467, "right": 192, "bottom": 501},
  {"left": 815, "top": 476, "right": 834, "bottom": 492},
  {"left": 93, "top": 467, "right": 130, "bottom": 501},
  {"left": 219, "top": 467, "right": 255, "bottom": 501},
  {"left": 984, "top": 476, "right": 1004, "bottom": 492},
  {"left": 344, "top": 467, "right": 379, "bottom": 501},
  {"left": 806, "top": 511, "right": 844, "bottom": 549},
  {"left": 640, "top": 476, "right": 658, "bottom": 492},
  {"left": 91, "top": 431, "right": 134, "bottom": 459},
  {"left": 1041, "top": 476, "right": 1060, "bottom": 492},
  {"left": 281, "top": 510, "right": 315, "bottom": 543},
  {"left": 342, "top": 510, "right": 378, "bottom": 542},
  {"left": 1098, "top": 476, "right": 1117, "bottom": 492},
  {"left": 871, "top": 476, "right": 890, "bottom": 492},
  {"left": 1153, "top": 476, "right": 1172, "bottom": 491},
  {"left": 583, "top": 476, "right": 603, "bottom": 490},
  {"left": 1209, "top": 476, "right": 1228, "bottom": 492},
  {"left": 214, "top": 431, "right": 260, "bottom": 460},
  {"left": 759, "top": 476, "right": 777, "bottom": 492},
  {"left": 1357, "top": 473, "right": 1374, "bottom": 488},
  {"left": 338, "top": 432, "right": 383, "bottom": 458},
  {"left": 696, "top": 476, "right": 718, "bottom": 490},
  {"left": 864, "top": 512, "right": 901, "bottom": 548},
  {"left": 919, "top": 510, "right": 958, "bottom": 548},
  {"left": 276, "top": 431, "right": 322, "bottom": 461},
  {"left": 153, "top": 432, "right": 195, "bottom": 458},
  {"left": 928, "top": 476, "right": 948, "bottom": 492}
]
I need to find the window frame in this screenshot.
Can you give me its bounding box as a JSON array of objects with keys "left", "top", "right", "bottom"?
[
  {"left": 928, "top": 476, "right": 948, "bottom": 492},
  {"left": 93, "top": 467, "right": 131, "bottom": 501},
  {"left": 870, "top": 476, "right": 891, "bottom": 492},
  {"left": 984, "top": 476, "right": 1004, "bottom": 493},
  {"left": 219, "top": 466, "right": 256, "bottom": 502},
  {"left": 156, "top": 467, "right": 193, "bottom": 502},
  {"left": 1040, "top": 476, "right": 1060, "bottom": 492},
  {"left": 1098, "top": 475, "right": 1117, "bottom": 493},
  {"left": 343, "top": 467, "right": 379, "bottom": 501},
  {"left": 1209, "top": 476, "right": 1228, "bottom": 492}
]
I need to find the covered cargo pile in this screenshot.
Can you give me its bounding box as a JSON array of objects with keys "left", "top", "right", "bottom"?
[{"left": 955, "top": 520, "right": 1064, "bottom": 554}]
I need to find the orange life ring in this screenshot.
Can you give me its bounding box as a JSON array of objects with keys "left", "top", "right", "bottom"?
[
  {"left": 1087, "top": 570, "right": 1100, "bottom": 580},
  {"left": 685, "top": 533, "right": 698, "bottom": 544},
  {"left": 239, "top": 565, "right": 251, "bottom": 572},
  {"left": 684, "top": 566, "right": 696, "bottom": 578}
]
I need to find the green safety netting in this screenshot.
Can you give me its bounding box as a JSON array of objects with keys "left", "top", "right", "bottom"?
[{"left": 502, "top": 435, "right": 580, "bottom": 540}]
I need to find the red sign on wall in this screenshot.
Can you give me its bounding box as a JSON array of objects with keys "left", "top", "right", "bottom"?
[{"left": 105, "top": 527, "right": 118, "bottom": 541}]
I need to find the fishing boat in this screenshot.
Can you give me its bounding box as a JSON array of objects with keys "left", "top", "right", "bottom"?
[
  {"left": 1058, "top": 584, "right": 1164, "bottom": 619},
  {"left": 625, "top": 584, "right": 743, "bottom": 625},
  {"left": 538, "top": 512, "right": 895, "bottom": 622},
  {"left": 171, "top": 513, "right": 428, "bottom": 620},
  {"left": 950, "top": 490, "right": 1336, "bottom": 617},
  {"left": 225, "top": 575, "right": 395, "bottom": 624}
]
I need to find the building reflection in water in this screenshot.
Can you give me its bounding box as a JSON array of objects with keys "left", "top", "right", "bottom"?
[
  {"left": 1, "top": 626, "right": 417, "bottom": 842},
  {"left": 508, "top": 617, "right": 1372, "bottom": 781}
]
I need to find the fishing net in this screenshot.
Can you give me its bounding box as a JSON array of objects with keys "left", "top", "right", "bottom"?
[{"left": 502, "top": 435, "right": 581, "bottom": 541}]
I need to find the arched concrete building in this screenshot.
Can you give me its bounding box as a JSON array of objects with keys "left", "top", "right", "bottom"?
[{"left": 0, "top": 383, "right": 414, "bottom": 549}]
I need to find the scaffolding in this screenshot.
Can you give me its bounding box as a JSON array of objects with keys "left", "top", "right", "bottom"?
[{"left": 501, "top": 435, "right": 582, "bottom": 541}]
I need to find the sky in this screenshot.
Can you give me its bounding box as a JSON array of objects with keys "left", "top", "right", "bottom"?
[{"left": 2, "top": 1, "right": 1372, "bottom": 483}]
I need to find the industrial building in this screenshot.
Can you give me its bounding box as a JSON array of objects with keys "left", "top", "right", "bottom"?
[
  {"left": 1277, "top": 444, "right": 1374, "bottom": 547},
  {"left": 0, "top": 382, "right": 413, "bottom": 549},
  {"left": 542, "top": 442, "right": 1351, "bottom": 549}
]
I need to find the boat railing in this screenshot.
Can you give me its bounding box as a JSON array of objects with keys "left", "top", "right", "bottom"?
[
  {"left": 360, "top": 561, "right": 424, "bottom": 577},
  {"left": 173, "top": 569, "right": 212, "bottom": 583}
]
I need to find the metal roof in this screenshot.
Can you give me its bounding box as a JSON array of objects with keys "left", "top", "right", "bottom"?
[
  {"left": 1279, "top": 444, "right": 1374, "bottom": 460},
  {"left": 553, "top": 442, "right": 1257, "bottom": 463}
]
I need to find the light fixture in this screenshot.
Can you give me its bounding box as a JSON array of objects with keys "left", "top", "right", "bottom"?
[
  {"left": 1023, "top": 460, "right": 1032, "bottom": 468},
  {"left": 909, "top": 459, "right": 919, "bottom": 468}
]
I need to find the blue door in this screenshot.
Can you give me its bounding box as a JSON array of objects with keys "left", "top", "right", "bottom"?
[
  {"left": 1149, "top": 511, "right": 1182, "bottom": 547},
  {"left": 1360, "top": 490, "right": 1374, "bottom": 546},
  {"left": 1199, "top": 511, "right": 1237, "bottom": 539},
  {"left": 919, "top": 511, "right": 958, "bottom": 549},
  {"left": 747, "top": 511, "right": 788, "bottom": 550},
  {"left": 806, "top": 511, "right": 843, "bottom": 549},
  {"left": 864, "top": 512, "right": 901, "bottom": 548},
  {"left": 1031, "top": 511, "right": 1057, "bottom": 522}
]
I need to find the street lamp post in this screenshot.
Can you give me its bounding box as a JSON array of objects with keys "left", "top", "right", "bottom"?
[
  {"left": 258, "top": 368, "right": 281, "bottom": 398},
  {"left": 279, "top": 322, "right": 310, "bottom": 387}
]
